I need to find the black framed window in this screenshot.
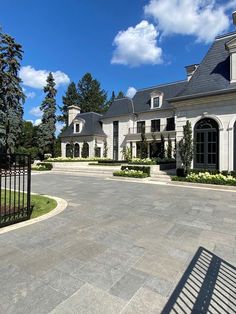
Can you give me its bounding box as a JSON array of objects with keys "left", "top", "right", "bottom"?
[
  {"left": 153, "top": 97, "right": 160, "bottom": 108},
  {"left": 75, "top": 123, "right": 80, "bottom": 133},
  {"left": 151, "top": 119, "right": 160, "bottom": 132},
  {"left": 113, "top": 121, "right": 119, "bottom": 160},
  {"left": 137, "top": 121, "right": 145, "bottom": 133},
  {"left": 166, "top": 117, "right": 175, "bottom": 131}
]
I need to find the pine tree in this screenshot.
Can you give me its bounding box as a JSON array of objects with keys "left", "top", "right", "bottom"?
[
  {"left": 116, "top": 91, "right": 124, "bottom": 99},
  {"left": 77, "top": 73, "right": 107, "bottom": 113},
  {"left": 178, "top": 120, "right": 193, "bottom": 174},
  {"left": 0, "top": 32, "right": 25, "bottom": 153},
  {"left": 160, "top": 133, "right": 166, "bottom": 159},
  {"left": 103, "top": 91, "right": 115, "bottom": 112},
  {"left": 59, "top": 82, "right": 79, "bottom": 126},
  {"left": 167, "top": 135, "right": 172, "bottom": 159},
  {"left": 38, "top": 73, "right": 57, "bottom": 157}
]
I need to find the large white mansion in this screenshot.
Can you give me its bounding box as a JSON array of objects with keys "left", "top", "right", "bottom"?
[{"left": 61, "top": 29, "right": 236, "bottom": 172}]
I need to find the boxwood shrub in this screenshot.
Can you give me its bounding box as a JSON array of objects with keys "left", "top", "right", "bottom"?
[
  {"left": 121, "top": 165, "right": 151, "bottom": 176},
  {"left": 113, "top": 170, "right": 148, "bottom": 178},
  {"left": 32, "top": 162, "right": 53, "bottom": 171}
]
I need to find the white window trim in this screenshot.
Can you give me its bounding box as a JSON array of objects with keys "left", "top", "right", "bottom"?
[{"left": 150, "top": 92, "right": 163, "bottom": 109}]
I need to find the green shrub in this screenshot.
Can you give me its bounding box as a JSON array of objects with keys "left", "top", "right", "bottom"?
[
  {"left": 176, "top": 168, "right": 186, "bottom": 177},
  {"left": 89, "top": 163, "right": 121, "bottom": 166},
  {"left": 32, "top": 162, "right": 53, "bottom": 171},
  {"left": 230, "top": 171, "right": 236, "bottom": 178},
  {"left": 97, "top": 160, "right": 124, "bottom": 164},
  {"left": 172, "top": 171, "right": 236, "bottom": 186},
  {"left": 46, "top": 157, "right": 111, "bottom": 162},
  {"left": 129, "top": 158, "right": 155, "bottom": 165},
  {"left": 121, "top": 165, "right": 151, "bottom": 176},
  {"left": 113, "top": 170, "right": 148, "bottom": 178},
  {"left": 154, "top": 157, "right": 176, "bottom": 165}
]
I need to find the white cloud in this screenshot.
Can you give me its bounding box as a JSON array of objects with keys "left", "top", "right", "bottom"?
[
  {"left": 29, "top": 106, "right": 42, "bottom": 118},
  {"left": 126, "top": 87, "right": 137, "bottom": 98},
  {"left": 111, "top": 20, "right": 162, "bottom": 67},
  {"left": 34, "top": 119, "right": 42, "bottom": 126},
  {"left": 22, "top": 87, "right": 36, "bottom": 99},
  {"left": 20, "top": 66, "right": 70, "bottom": 89},
  {"left": 144, "top": 0, "right": 231, "bottom": 43}
]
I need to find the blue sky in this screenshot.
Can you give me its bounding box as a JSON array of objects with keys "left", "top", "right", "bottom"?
[{"left": 0, "top": 0, "right": 235, "bottom": 128}]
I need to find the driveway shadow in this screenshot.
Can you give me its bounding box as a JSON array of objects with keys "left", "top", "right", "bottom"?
[{"left": 161, "top": 246, "right": 236, "bottom": 313}]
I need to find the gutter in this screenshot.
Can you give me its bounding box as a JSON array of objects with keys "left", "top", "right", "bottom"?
[{"left": 167, "top": 87, "right": 236, "bottom": 103}]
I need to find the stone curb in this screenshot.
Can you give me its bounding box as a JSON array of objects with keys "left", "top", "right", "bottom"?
[{"left": 0, "top": 194, "right": 68, "bottom": 235}]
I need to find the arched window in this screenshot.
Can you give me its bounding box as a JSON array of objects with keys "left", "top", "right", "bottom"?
[
  {"left": 74, "top": 143, "right": 80, "bottom": 158},
  {"left": 81, "top": 142, "right": 89, "bottom": 158},
  {"left": 66, "top": 144, "right": 72, "bottom": 158},
  {"left": 194, "top": 118, "right": 219, "bottom": 170}
]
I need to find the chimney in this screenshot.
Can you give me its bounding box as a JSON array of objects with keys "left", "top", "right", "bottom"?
[
  {"left": 233, "top": 11, "right": 236, "bottom": 26},
  {"left": 185, "top": 64, "right": 199, "bottom": 81},
  {"left": 68, "top": 105, "right": 81, "bottom": 125}
]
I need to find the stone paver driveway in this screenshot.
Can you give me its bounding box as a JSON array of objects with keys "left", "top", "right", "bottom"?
[{"left": 1, "top": 172, "right": 236, "bottom": 313}]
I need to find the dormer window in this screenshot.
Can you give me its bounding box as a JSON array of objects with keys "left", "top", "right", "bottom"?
[
  {"left": 74, "top": 123, "right": 80, "bottom": 133},
  {"left": 153, "top": 97, "right": 160, "bottom": 108},
  {"left": 150, "top": 92, "right": 163, "bottom": 109}
]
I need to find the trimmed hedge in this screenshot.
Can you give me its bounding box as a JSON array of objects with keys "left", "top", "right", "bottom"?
[
  {"left": 172, "top": 172, "right": 236, "bottom": 186},
  {"left": 89, "top": 163, "right": 121, "bottom": 166},
  {"left": 121, "top": 165, "right": 151, "bottom": 176},
  {"left": 32, "top": 162, "right": 53, "bottom": 171},
  {"left": 46, "top": 157, "right": 112, "bottom": 162},
  {"left": 98, "top": 160, "right": 125, "bottom": 164},
  {"left": 113, "top": 170, "right": 148, "bottom": 178},
  {"left": 129, "top": 158, "right": 155, "bottom": 165}
]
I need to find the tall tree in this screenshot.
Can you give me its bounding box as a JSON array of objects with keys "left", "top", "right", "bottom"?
[
  {"left": 38, "top": 73, "right": 57, "bottom": 157},
  {"left": 77, "top": 73, "right": 107, "bottom": 113},
  {"left": 0, "top": 32, "right": 25, "bottom": 153},
  {"left": 167, "top": 134, "right": 172, "bottom": 159},
  {"left": 59, "top": 82, "right": 79, "bottom": 126},
  {"left": 103, "top": 91, "right": 115, "bottom": 112},
  {"left": 178, "top": 120, "right": 193, "bottom": 174},
  {"left": 116, "top": 91, "right": 124, "bottom": 99},
  {"left": 160, "top": 133, "right": 166, "bottom": 159}
]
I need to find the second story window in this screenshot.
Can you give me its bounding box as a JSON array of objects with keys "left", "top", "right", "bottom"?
[
  {"left": 166, "top": 117, "right": 175, "bottom": 131},
  {"left": 151, "top": 119, "right": 160, "bottom": 132},
  {"left": 75, "top": 123, "right": 80, "bottom": 133},
  {"left": 137, "top": 121, "right": 145, "bottom": 133},
  {"left": 153, "top": 97, "right": 160, "bottom": 108}
]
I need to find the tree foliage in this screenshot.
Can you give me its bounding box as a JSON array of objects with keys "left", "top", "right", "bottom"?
[
  {"left": 77, "top": 73, "right": 107, "bottom": 113},
  {"left": 0, "top": 32, "right": 25, "bottom": 153},
  {"left": 81, "top": 141, "right": 89, "bottom": 158},
  {"left": 103, "top": 139, "right": 108, "bottom": 158},
  {"left": 38, "top": 73, "right": 57, "bottom": 157},
  {"left": 59, "top": 82, "right": 79, "bottom": 126},
  {"left": 167, "top": 135, "right": 172, "bottom": 159},
  {"left": 160, "top": 133, "right": 166, "bottom": 159},
  {"left": 178, "top": 120, "right": 193, "bottom": 174},
  {"left": 139, "top": 128, "right": 148, "bottom": 159}
]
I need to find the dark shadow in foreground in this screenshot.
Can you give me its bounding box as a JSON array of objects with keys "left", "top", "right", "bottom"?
[{"left": 161, "top": 246, "right": 236, "bottom": 314}]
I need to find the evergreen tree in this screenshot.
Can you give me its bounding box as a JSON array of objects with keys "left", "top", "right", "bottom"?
[
  {"left": 38, "top": 73, "right": 57, "bottom": 157},
  {"left": 77, "top": 73, "right": 107, "bottom": 113},
  {"left": 103, "top": 139, "right": 108, "bottom": 158},
  {"left": 178, "top": 120, "right": 193, "bottom": 174},
  {"left": 116, "top": 91, "right": 125, "bottom": 99},
  {"left": 160, "top": 133, "right": 166, "bottom": 159},
  {"left": 167, "top": 135, "right": 172, "bottom": 159},
  {"left": 0, "top": 32, "right": 25, "bottom": 153},
  {"left": 103, "top": 91, "right": 115, "bottom": 112},
  {"left": 139, "top": 128, "right": 148, "bottom": 159},
  {"left": 59, "top": 82, "right": 79, "bottom": 126},
  {"left": 81, "top": 141, "right": 89, "bottom": 158}
]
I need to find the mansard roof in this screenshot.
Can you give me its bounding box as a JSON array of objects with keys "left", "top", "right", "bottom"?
[
  {"left": 60, "top": 112, "right": 106, "bottom": 138},
  {"left": 174, "top": 32, "right": 236, "bottom": 100},
  {"left": 102, "top": 81, "right": 187, "bottom": 119}
]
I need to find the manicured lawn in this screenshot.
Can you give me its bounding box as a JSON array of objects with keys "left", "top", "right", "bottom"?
[{"left": 1, "top": 190, "right": 57, "bottom": 219}]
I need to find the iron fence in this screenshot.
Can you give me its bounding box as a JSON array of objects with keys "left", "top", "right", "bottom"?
[{"left": 0, "top": 154, "right": 32, "bottom": 227}]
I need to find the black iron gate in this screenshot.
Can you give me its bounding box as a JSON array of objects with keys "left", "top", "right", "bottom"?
[{"left": 0, "top": 154, "right": 32, "bottom": 228}]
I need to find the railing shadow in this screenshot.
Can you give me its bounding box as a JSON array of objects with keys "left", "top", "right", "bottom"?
[{"left": 161, "top": 246, "right": 236, "bottom": 314}]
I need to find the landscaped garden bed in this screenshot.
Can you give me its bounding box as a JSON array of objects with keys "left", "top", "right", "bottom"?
[
  {"left": 172, "top": 171, "right": 236, "bottom": 186},
  {"left": 113, "top": 169, "right": 148, "bottom": 178},
  {"left": 89, "top": 163, "right": 121, "bottom": 166},
  {"left": 32, "top": 162, "right": 53, "bottom": 171},
  {"left": 46, "top": 157, "right": 112, "bottom": 162}
]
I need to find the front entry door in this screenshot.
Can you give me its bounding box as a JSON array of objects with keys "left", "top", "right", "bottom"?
[{"left": 195, "top": 119, "right": 219, "bottom": 170}]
